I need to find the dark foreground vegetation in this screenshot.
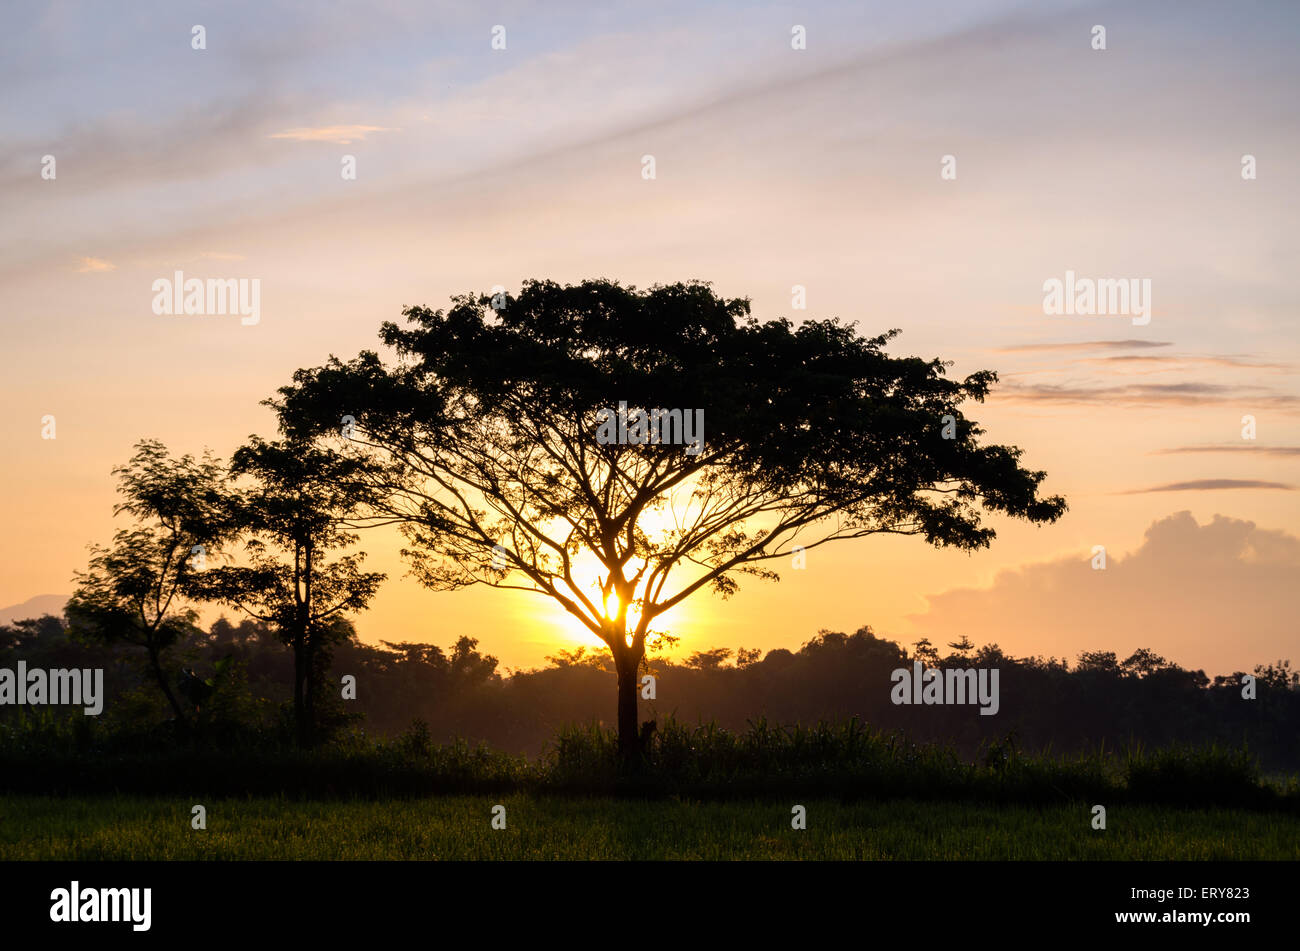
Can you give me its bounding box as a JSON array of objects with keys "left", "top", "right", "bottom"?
[
  {"left": 5, "top": 612, "right": 1297, "bottom": 831},
  {"left": 4, "top": 706, "right": 1297, "bottom": 813},
  {"left": 8, "top": 724, "right": 1300, "bottom": 811}
]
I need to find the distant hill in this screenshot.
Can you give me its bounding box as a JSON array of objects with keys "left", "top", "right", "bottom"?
[{"left": 0, "top": 594, "right": 67, "bottom": 626}]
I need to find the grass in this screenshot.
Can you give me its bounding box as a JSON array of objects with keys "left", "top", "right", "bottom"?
[
  {"left": 2, "top": 794, "right": 1297, "bottom": 860},
  {"left": 3, "top": 716, "right": 1296, "bottom": 859},
  {"left": 5, "top": 716, "right": 1295, "bottom": 810}
]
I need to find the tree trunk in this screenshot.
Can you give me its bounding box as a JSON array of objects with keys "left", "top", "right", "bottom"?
[
  {"left": 147, "top": 640, "right": 186, "bottom": 727},
  {"left": 304, "top": 635, "right": 318, "bottom": 750},
  {"left": 614, "top": 648, "right": 639, "bottom": 762},
  {"left": 293, "top": 637, "right": 309, "bottom": 749}
]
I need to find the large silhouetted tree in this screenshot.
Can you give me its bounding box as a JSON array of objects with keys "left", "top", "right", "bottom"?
[
  {"left": 189, "top": 436, "right": 386, "bottom": 748},
  {"left": 66, "top": 440, "right": 233, "bottom": 726},
  {"left": 270, "top": 279, "right": 1066, "bottom": 758}
]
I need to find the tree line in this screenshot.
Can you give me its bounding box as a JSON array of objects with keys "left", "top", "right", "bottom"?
[{"left": 4, "top": 614, "right": 1295, "bottom": 770}]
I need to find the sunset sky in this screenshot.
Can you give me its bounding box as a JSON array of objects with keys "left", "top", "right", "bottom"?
[{"left": 2, "top": 0, "right": 1296, "bottom": 676}]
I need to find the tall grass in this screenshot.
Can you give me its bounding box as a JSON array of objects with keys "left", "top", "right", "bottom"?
[
  {"left": 0, "top": 712, "right": 1291, "bottom": 809},
  {"left": 546, "top": 718, "right": 1277, "bottom": 807}
]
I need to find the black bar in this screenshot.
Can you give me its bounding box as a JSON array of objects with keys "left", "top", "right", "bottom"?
[{"left": 0, "top": 860, "right": 1284, "bottom": 938}]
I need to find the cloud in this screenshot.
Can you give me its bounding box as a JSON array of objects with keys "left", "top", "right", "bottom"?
[
  {"left": 1153, "top": 445, "right": 1300, "bottom": 457},
  {"left": 993, "top": 380, "right": 1300, "bottom": 410},
  {"left": 1121, "top": 479, "right": 1293, "bottom": 493},
  {"left": 995, "top": 340, "right": 1173, "bottom": 353},
  {"left": 0, "top": 92, "right": 288, "bottom": 192},
  {"left": 268, "top": 124, "right": 396, "bottom": 144},
  {"left": 75, "top": 257, "right": 115, "bottom": 272},
  {"left": 909, "top": 512, "right": 1300, "bottom": 675},
  {"left": 1078, "top": 354, "right": 1293, "bottom": 372}
]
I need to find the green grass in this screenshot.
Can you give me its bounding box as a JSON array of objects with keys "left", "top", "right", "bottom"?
[{"left": 2, "top": 795, "right": 1296, "bottom": 860}]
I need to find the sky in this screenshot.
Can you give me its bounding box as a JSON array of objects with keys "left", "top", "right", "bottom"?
[{"left": 1, "top": 0, "right": 1297, "bottom": 676}]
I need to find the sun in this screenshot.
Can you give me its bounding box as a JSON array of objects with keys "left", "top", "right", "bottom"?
[{"left": 536, "top": 504, "right": 691, "bottom": 650}]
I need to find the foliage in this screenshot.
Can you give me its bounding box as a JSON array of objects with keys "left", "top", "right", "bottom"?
[
  {"left": 269, "top": 279, "right": 1066, "bottom": 753},
  {"left": 188, "top": 436, "right": 386, "bottom": 748},
  {"left": 65, "top": 439, "right": 234, "bottom": 723}
]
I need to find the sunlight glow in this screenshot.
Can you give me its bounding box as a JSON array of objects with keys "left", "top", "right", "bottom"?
[{"left": 537, "top": 502, "right": 691, "bottom": 650}]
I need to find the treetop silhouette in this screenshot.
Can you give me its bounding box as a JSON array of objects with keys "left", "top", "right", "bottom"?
[
  {"left": 271, "top": 278, "right": 1066, "bottom": 757},
  {"left": 188, "top": 435, "right": 386, "bottom": 748},
  {"left": 66, "top": 439, "right": 235, "bottom": 725}
]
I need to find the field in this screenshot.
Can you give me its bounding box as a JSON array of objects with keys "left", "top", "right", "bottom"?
[{"left": 3, "top": 795, "right": 1297, "bottom": 861}]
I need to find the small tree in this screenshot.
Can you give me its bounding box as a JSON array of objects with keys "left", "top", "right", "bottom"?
[
  {"left": 947, "top": 635, "right": 975, "bottom": 659},
  {"left": 271, "top": 279, "right": 1066, "bottom": 758},
  {"left": 67, "top": 440, "right": 232, "bottom": 727},
  {"left": 190, "top": 436, "right": 385, "bottom": 748},
  {"left": 1120, "top": 648, "right": 1169, "bottom": 679},
  {"left": 911, "top": 637, "right": 941, "bottom": 666}
]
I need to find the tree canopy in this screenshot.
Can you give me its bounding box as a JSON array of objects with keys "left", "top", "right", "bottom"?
[
  {"left": 66, "top": 439, "right": 234, "bottom": 723},
  {"left": 271, "top": 278, "right": 1067, "bottom": 754},
  {"left": 189, "top": 436, "right": 386, "bottom": 747}
]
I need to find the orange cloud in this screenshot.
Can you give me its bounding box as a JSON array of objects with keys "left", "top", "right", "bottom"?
[
  {"left": 995, "top": 340, "right": 1173, "bottom": 353},
  {"left": 269, "top": 125, "right": 396, "bottom": 144},
  {"left": 1152, "top": 446, "right": 1300, "bottom": 457},
  {"left": 76, "top": 257, "right": 115, "bottom": 273}
]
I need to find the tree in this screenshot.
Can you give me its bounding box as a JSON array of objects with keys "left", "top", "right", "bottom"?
[
  {"left": 1076, "top": 650, "right": 1120, "bottom": 675},
  {"left": 66, "top": 440, "right": 232, "bottom": 726},
  {"left": 1120, "top": 647, "right": 1169, "bottom": 679},
  {"left": 911, "top": 637, "right": 941, "bottom": 666},
  {"left": 189, "top": 436, "right": 385, "bottom": 748},
  {"left": 1253, "top": 659, "right": 1298, "bottom": 691},
  {"left": 947, "top": 635, "right": 975, "bottom": 658},
  {"left": 270, "top": 278, "right": 1066, "bottom": 758},
  {"left": 685, "top": 647, "right": 733, "bottom": 671}
]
